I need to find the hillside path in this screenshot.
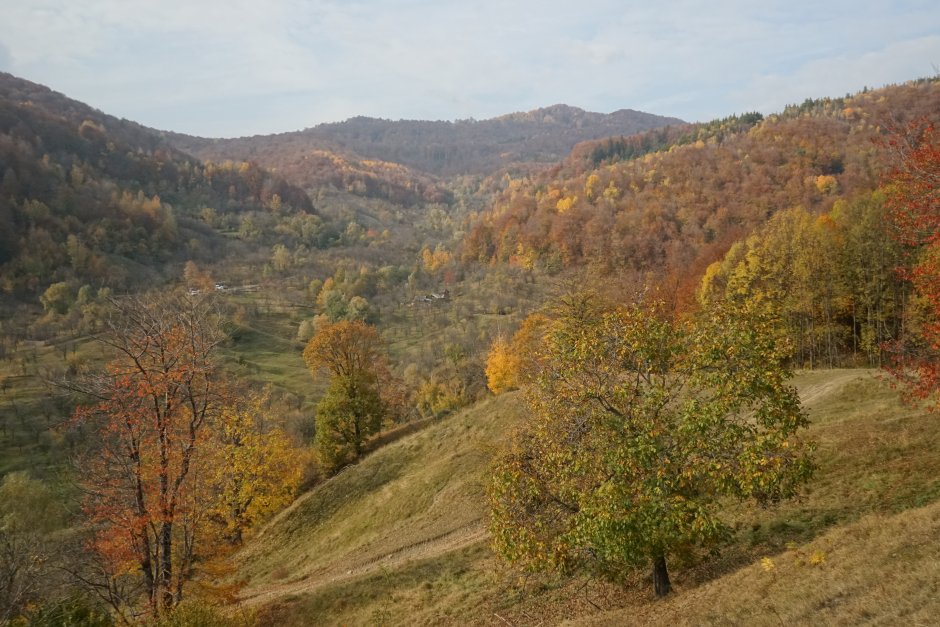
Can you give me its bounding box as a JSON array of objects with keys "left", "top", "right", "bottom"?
[
  {"left": 797, "top": 369, "right": 872, "bottom": 409},
  {"left": 237, "top": 519, "right": 488, "bottom": 608}
]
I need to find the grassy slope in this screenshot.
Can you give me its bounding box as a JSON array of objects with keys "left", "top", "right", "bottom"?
[
  {"left": 237, "top": 369, "right": 939, "bottom": 625},
  {"left": 237, "top": 393, "right": 522, "bottom": 621},
  {"left": 571, "top": 501, "right": 940, "bottom": 626},
  {"left": 0, "top": 298, "right": 314, "bottom": 480},
  {"left": 0, "top": 335, "right": 105, "bottom": 478}
]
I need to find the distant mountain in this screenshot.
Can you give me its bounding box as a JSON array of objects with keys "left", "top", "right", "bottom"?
[
  {"left": 166, "top": 105, "right": 684, "bottom": 178},
  {"left": 0, "top": 73, "right": 316, "bottom": 297}
]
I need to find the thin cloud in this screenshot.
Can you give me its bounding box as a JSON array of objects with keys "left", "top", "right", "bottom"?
[
  {"left": 0, "top": 0, "right": 937, "bottom": 135},
  {"left": 730, "top": 36, "right": 940, "bottom": 118}
]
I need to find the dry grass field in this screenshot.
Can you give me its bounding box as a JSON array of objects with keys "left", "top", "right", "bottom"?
[{"left": 231, "top": 368, "right": 940, "bottom": 625}]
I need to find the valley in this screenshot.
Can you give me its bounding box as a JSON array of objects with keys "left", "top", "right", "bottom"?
[{"left": 0, "top": 71, "right": 938, "bottom": 626}]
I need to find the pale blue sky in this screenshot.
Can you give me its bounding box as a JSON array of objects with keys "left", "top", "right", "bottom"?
[{"left": 1, "top": 0, "right": 938, "bottom": 137}]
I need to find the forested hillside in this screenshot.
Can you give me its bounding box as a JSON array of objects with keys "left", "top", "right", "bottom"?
[
  {"left": 1, "top": 72, "right": 938, "bottom": 627},
  {"left": 462, "top": 81, "right": 940, "bottom": 285},
  {"left": 0, "top": 73, "right": 318, "bottom": 298}
]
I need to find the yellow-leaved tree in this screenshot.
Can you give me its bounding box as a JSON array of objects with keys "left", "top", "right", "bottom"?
[
  {"left": 485, "top": 336, "right": 518, "bottom": 394},
  {"left": 485, "top": 314, "right": 548, "bottom": 395},
  {"left": 206, "top": 390, "right": 305, "bottom": 547}
]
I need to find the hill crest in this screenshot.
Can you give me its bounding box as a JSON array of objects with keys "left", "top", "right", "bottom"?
[{"left": 166, "top": 104, "right": 684, "bottom": 177}]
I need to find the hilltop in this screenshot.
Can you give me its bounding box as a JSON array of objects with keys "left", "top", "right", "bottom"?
[
  {"left": 0, "top": 72, "right": 318, "bottom": 299},
  {"left": 462, "top": 80, "right": 940, "bottom": 288}
]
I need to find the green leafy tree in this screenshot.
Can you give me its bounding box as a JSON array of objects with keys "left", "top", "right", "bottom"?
[
  {"left": 40, "top": 281, "right": 73, "bottom": 315},
  {"left": 831, "top": 192, "right": 905, "bottom": 365},
  {"left": 487, "top": 294, "right": 814, "bottom": 596},
  {"left": 270, "top": 243, "right": 292, "bottom": 272},
  {"left": 314, "top": 373, "right": 385, "bottom": 469},
  {"left": 304, "top": 321, "right": 394, "bottom": 470},
  {"left": 318, "top": 288, "right": 348, "bottom": 322},
  {"left": 346, "top": 295, "right": 374, "bottom": 323}
]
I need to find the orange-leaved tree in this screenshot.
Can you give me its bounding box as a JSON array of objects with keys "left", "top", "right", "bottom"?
[
  {"left": 71, "top": 292, "right": 226, "bottom": 618},
  {"left": 71, "top": 292, "right": 304, "bottom": 618},
  {"left": 884, "top": 120, "right": 940, "bottom": 408}
]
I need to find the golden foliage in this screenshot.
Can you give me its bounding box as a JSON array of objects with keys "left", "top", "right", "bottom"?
[
  {"left": 555, "top": 195, "right": 576, "bottom": 214},
  {"left": 815, "top": 174, "right": 838, "bottom": 194},
  {"left": 485, "top": 313, "right": 548, "bottom": 395},
  {"left": 485, "top": 336, "right": 518, "bottom": 394},
  {"left": 421, "top": 246, "right": 452, "bottom": 272},
  {"left": 206, "top": 391, "right": 305, "bottom": 547}
]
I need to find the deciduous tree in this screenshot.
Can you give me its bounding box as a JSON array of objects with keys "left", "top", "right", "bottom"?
[
  {"left": 884, "top": 120, "right": 940, "bottom": 408},
  {"left": 487, "top": 294, "right": 814, "bottom": 596},
  {"left": 71, "top": 292, "right": 226, "bottom": 617},
  {"left": 303, "top": 320, "right": 395, "bottom": 470},
  {"left": 314, "top": 373, "right": 385, "bottom": 469},
  {"left": 484, "top": 336, "right": 517, "bottom": 394},
  {"left": 485, "top": 314, "right": 548, "bottom": 395},
  {"left": 206, "top": 391, "right": 304, "bottom": 547}
]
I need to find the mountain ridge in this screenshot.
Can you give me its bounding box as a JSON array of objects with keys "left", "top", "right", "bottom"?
[{"left": 165, "top": 104, "right": 684, "bottom": 177}]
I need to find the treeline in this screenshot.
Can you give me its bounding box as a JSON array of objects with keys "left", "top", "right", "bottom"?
[
  {"left": 0, "top": 73, "right": 317, "bottom": 297},
  {"left": 480, "top": 114, "right": 940, "bottom": 600},
  {"left": 576, "top": 112, "right": 764, "bottom": 169},
  {"left": 461, "top": 80, "right": 940, "bottom": 290}
]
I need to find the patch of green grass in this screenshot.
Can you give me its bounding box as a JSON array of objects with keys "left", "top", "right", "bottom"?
[{"left": 0, "top": 338, "right": 96, "bottom": 478}]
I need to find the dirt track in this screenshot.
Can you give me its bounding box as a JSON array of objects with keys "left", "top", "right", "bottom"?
[
  {"left": 238, "top": 519, "right": 488, "bottom": 607},
  {"left": 796, "top": 369, "right": 871, "bottom": 408}
]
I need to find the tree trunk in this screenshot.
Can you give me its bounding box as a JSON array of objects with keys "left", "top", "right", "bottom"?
[
  {"left": 652, "top": 553, "right": 672, "bottom": 597},
  {"left": 160, "top": 521, "right": 174, "bottom": 612},
  {"left": 139, "top": 532, "right": 156, "bottom": 613}
]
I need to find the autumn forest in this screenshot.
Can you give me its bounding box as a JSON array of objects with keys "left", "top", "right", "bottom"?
[{"left": 1, "top": 71, "right": 939, "bottom": 626}]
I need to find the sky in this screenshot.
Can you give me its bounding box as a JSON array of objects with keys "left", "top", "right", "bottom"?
[{"left": 1, "top": 1, "right": 939, "bottom": 138}]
